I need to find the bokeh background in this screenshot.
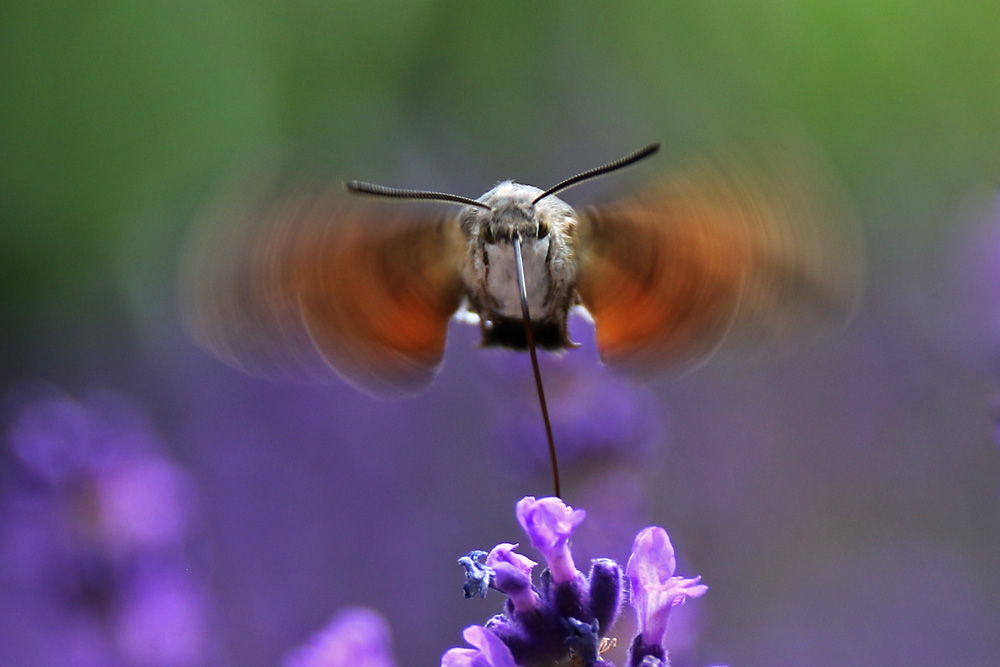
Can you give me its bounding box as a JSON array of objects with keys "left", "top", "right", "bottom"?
[{"left": 2, "top": 2, "right": 1000, "bottom": 666}]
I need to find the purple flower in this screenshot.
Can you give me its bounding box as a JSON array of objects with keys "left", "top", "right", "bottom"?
[
  {"left": 486, "top": 543, "right": 538, "bottom": 579},
  {"left": 625, "top": 527, "right": 708, "bottom": 663},
  {"left": 441, "top": 626, "right": 518, "bottom": 667},
  {"left": 0, "top": 387, "right": 208, "bottom": 666},
  {"left": 448, "top": 496, "right": 623, "bottom": 667},
  {"left": 445, "top": 497, "right": 713, "bottom": 667},
  {"left": 486, "top": 543, "right": 539, "bottom": 612},
  {"left": 96, "top": 457, "right": 194, "bottom": 550},
  {"left": 283, "top": 607, "right": 397, "bottom": 667},
  {"left": 114, "top": 566, "right": 208, "bottom": 666},
  {"left": 6, "top": 388, "right": 164, "bottom": 483},
  {"left": 515, "top": 496, "right": 586, "bottom": 584}
]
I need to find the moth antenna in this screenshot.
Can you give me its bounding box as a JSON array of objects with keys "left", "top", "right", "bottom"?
[
  {"left": 512, "top": 233, "right": 561, "bottom": 498},
  {"left": 533, "top": 143, "right": 661, "bottom": 204},
  {"left": 345, "top": 181, "right": 491, "bottom": 210}
]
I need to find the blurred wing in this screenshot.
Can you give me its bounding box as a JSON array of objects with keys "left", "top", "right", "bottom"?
[
  {"left": 180, "top": 173, "right": 465, "bottom": 397},
  {"left": 577, "top": 147, "right": 863, "bottom": 374}
]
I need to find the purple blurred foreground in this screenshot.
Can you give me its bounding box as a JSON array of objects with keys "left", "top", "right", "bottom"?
[
  {"left": 0, "top": 388, "right": 207, "bottom": 666},
  {"left": 3, "top": 252, "right": 1000, "bottom": 666}
]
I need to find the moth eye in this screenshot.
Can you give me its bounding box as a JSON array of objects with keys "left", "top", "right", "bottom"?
[
  {"left": 537, "top": 220, "right": 549, "bottom": 239},
  {"left": 483, "top": 226, "right": 497, "bottom": 244}
]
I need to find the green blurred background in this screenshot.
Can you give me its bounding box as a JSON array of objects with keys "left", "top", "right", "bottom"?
[
  {"left": 3, "top": 1, "right": 1000, "bottom": 666},
  {"left": 4, "top": 0, "right": 999, "bottom": 330}
]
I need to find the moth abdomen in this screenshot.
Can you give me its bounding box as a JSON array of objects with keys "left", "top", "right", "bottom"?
[{"left": 481, "top": 316, "right": 570, "bottom": 350}]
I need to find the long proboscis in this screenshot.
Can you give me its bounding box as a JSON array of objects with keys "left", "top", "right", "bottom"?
[{"left": 513, "top": 233, "right": 560, "bottom": 499}]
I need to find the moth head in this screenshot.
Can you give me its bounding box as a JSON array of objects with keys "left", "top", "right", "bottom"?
[
  {"left": 468, "top": 181, "right": 576, "bottom": 245},
  {"left": 344, "top": 143, "right": 660, "bottom": 248}
]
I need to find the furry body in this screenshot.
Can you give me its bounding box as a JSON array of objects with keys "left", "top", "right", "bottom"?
[{"left": 458, "top": 181, "right": 580, "bottom": 349}]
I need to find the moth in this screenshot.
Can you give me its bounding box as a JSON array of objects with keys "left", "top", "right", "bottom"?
[{"left": 181, "top": 142, "right": 862, "bottom": 397}]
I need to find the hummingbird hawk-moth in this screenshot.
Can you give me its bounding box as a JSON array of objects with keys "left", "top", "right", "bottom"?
[{"left": 181, "top": 142, "right": 862, "bottom": 397}]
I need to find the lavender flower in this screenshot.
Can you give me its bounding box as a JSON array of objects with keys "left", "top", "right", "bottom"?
[
  {"left": 0, "top": 388, "right": 207, "bottom": 666},
  {"left": 283, "top": 607, "right": 397, "bottom": 667},
  {"left": 487, "top": 543, "right": 539, "bottom": 612},
  {"left": 625, "top": 527, "right": 708, "bottom": 666},
  {"left": 486, "top": 543, "right": 538, "bottom": 580},
  {"left": 442, "top": 625, "right": 518, "bottom": 667},
  {"left": 446, "top": 496, "right": 715, "bottom": 667},
  {"left": 515, "top": 496, "right": 587, "bottom": 584}
]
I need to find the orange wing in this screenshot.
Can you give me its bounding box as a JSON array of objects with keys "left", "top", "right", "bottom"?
[
  {"left": 180, "top": 173, "right": 465, "bottom": 397},
  {"left": 577, "top": 148, "right": 863, "bottom": 374}
]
